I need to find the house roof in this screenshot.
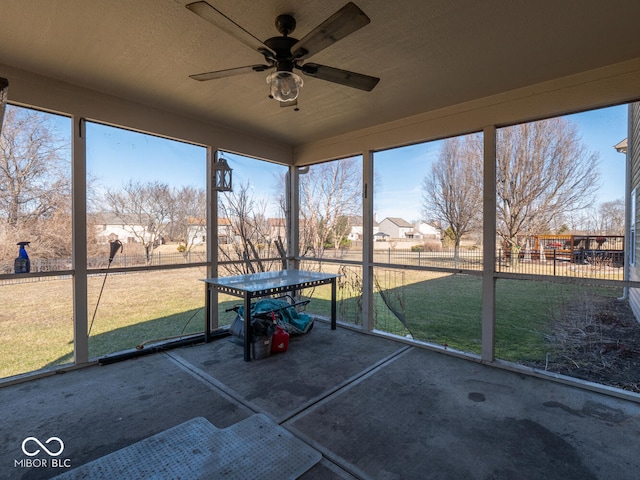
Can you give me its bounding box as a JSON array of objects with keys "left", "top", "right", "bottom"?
[
  {"left": 614, "top": 138, "right": 628, "bottom": 154},
  {"left": 382, "top": 217, "right": 414, "bottom": 228},
  {"left": 187, "top": 217, "right": 232, "bottom": 226},
  {"left": 343, "top": 215, "right": 378, "bottom": 227},
  {"left": 187, "top": 217, "right": 206, "bottom": 226}
]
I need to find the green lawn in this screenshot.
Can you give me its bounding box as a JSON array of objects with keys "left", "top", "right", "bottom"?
[
  {"left": 305, "top": 269, "right": 622, "bottom": 363},
  {"left": 0, "top": 267, "right": 623, "bottom": 379},
  {"left": 0, "top": 269, "right": 239, "bottom": 378}
]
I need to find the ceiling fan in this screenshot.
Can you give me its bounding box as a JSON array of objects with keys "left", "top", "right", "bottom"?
[{"left": 185, "top": 1, "right": 380, "bottom": 108}]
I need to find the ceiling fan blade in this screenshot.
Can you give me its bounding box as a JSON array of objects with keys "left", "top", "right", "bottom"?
[
  {"left": 299, "top": 63, "right": 379, "bottom": 91},
  {"left": 291, "top": 2, "right": 371, "bottom": 60},
  {"left": 190, "top": 65, "right": 271, "bottom": 81},
  {"left": 186, "top": 1, "right": 275, "bottom": 58}
]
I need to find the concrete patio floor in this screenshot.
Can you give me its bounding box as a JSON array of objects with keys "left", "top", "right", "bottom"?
[{"left": 2, "top": 321, "right": 640, "bottom": 480}]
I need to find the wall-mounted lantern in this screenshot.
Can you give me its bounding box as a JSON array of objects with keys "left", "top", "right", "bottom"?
[{"left": 213, "top": 156, "right": 233, "bottom": 192}]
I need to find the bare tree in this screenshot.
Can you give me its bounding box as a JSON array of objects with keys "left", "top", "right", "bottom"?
[
  {"left": 103, "top": 180, "right": 173, "bottom": 262},
  {"left": 0, "top": 106, "right": 70, "bottom": 226},
  {"left": 0, "top": 105, "right": 71, "bottom": 262},
  {"left": 567, "top": 198, "right": 625, "bottom": 235},
  {"left": 422, "top": 134, "right": 483, "bottom": 267},
  {"left": 170, "top": 185, "right": 206, "bottom": 251},
  {"left": 299, "top": 158, "right": 361, "bottom": 257},
  {"left": 218, "top": 182, "right": 274, "bottom": 274},
  {"left": 497, "top": 117, "right": 599, "bottom": 264},
  {"left": 595, "top": 199, "right": 625, "bottom": 235}
]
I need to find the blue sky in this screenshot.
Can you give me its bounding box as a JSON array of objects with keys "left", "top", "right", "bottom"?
[
  {"left": 374, "top": 104, "right": 628, "bottom": 221},
  {"left": 82, "top": 104, "right": 628, "bottom": 222},
  {"left": 86, "top": 122, "right": 207, "bottom": 195},
  {"left": 566, "top": 105, "right": 627, "bottom": 204},
  {"left": 85, "top": 122, "right": 289, "bottom": 214},
  {"left": 374, "top": 142, "right": 439, "bottom": 222}
]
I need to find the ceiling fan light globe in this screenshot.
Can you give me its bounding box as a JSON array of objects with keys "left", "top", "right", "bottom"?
[{"left": 267, "top": 71, "right": 303, "bottom": 102}]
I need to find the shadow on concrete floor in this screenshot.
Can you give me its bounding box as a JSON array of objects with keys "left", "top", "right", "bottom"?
[{"left": 1, "top": 321, "right": 640, "bottom": 480}]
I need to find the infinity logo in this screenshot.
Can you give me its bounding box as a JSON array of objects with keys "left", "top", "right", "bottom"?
[{"left": 21, "top": 437, "right": 65, "bottom": 457}]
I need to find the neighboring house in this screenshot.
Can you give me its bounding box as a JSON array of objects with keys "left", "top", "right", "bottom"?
[
  {"left": 218, "top": 218, "right": 233, "bottom": 244},
  {"left": 416, "top": 222, "right": 441, "bottom": 240},
  {"left": 267, "top": 217, "right": 286, "bottom": 242},
  {"left": 186, "top": 217, "right": 206, "bottom": 246},
  {"left": 187, "top": 217, "right": 233, "bottom": 245},
  {"left": 346, "top": 216, "right": 379, "bottom": 241},
  {"left": 625, "top": 102, "right": 640, "bottom": 324},
  {"left": 378, "top": 217, "right": 415, "bottom": 239},
  {"left": 92, "top": 213, "right": 147, "bottom": 245},
  {"left": 347, "top": 216, "right": 362, "bottom": 241}
]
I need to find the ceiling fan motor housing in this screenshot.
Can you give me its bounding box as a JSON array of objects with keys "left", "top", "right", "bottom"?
[
  {"left": 263, "top": 36, "right": 299, "bottom": 72},
  {"left": 275, "top": 14, "right": 296, "bottom": 36}
]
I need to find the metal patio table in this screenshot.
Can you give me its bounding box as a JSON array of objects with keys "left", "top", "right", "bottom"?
[{"left": 202, "top": 270, "right": 340, "bottom": 361}]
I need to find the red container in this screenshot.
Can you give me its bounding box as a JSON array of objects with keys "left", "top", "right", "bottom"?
[{"left": 271, "top": 325, "right": 289, "bottom": 353}]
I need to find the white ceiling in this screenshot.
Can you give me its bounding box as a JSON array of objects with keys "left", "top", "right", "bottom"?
[{"left": 1, "top": 0, "right": 640, "bottom": 148}]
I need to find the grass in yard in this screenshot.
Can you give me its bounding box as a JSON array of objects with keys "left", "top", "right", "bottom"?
[
  {"left": 401, "top": 272, "right": 483, "bottom": 353},
  {"left": 85, "top": 269, "right": 206, "bottom": 359},
  {"left": 0, "top": 264, "right": 625, "bottom": 380},
  {"left": 0, "top": 268, "right": 240, "bottom": 378},
  {"left": 300, "top": 267, "right": 623, "bottom": 364},
  {"left": 375, "top": 272, "right": 621, "bottom": 362},
  {"left": 495, "top": 280, "right": 622, "bottom": 362},
  {"left": 0, "top": 279, "right": 74, "bottom": 378}
]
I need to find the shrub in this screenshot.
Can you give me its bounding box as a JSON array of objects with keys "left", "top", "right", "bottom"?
[{"left": 422, "top": 240, "right": 443, "bottom": 252}]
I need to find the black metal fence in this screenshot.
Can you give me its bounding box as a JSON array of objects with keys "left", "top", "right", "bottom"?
[
  {"left": 1, "top": 246, "right": 626, "bottom": 283},
  {"left": 496, "top": 248, "right": 624, "bottom": 280},
  {"left": 0, "top": 251, "right": 209, "bottom": 275},
  {"left": 370, "top": 247, "right": 624, "bottom": 280},
  {"left": 372, "top": 248, "right": 483, "bottom": 270}
]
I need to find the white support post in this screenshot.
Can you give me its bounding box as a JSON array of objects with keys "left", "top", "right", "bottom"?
[
  {"left": 287, "top": 165, "right": 301, "bottom": 271},
  {"left": 208, "top": 148, "right": 219, "bottom": 330},
  {"left": 623, "top": 105, "right": 632, "bottom": 289},
  {"left": 362, "top": 150, "right": 374, "bottom": 331},
  {"left": 482, "top": 126, "right": 497, "bottom": 362},
  {"left": 72, "top": 117, "right": 89, "bottom": 364}
]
